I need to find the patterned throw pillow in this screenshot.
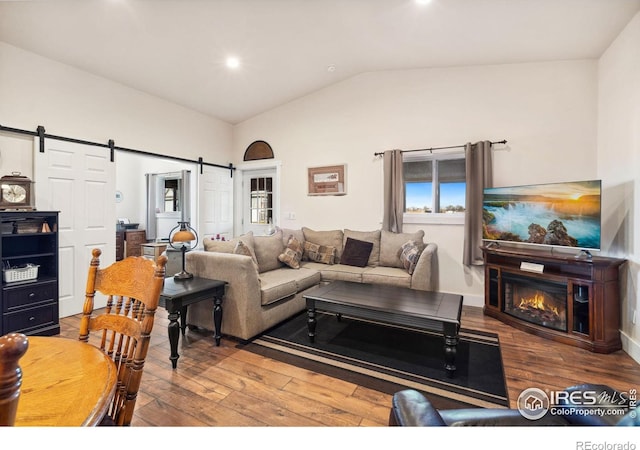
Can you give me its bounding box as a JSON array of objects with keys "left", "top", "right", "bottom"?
[
  {"left": 303, "top": 241, "right": 336, "bottom": 265},
  {"left": 278, "top": 235, "right": 304, "bottom": 269},
  {"left": 400, "top": 240, "right": 422, "bottom": 275}
]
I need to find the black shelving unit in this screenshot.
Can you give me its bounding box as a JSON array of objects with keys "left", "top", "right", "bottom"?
[{"left": 1, "top": 211, "right": 60, "bottom": 336}]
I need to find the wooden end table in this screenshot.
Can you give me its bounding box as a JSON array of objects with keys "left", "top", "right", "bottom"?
[{"left": 160, "top": 276, "right": 227, "bottom": 369}]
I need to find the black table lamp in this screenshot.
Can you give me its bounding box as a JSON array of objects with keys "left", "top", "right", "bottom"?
[{"left": 169, "top": 221, "right": 198, "bottom": 280}]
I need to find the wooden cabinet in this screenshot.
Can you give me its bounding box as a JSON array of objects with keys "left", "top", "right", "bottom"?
[
  {"left": 482, "top": 246, "right": 625, "bottom": 353},
  {"left": 124, "top": 230, "right": 146, "bottom": 257},
  {"left": 115, "top": 230, "right": 125, "bottom": 261},
  {"left": 1, "top": 211, "right": 60, "bottom": 336},
  {"left": 141, "top": 242, "right": 167, "bottom": 262}
]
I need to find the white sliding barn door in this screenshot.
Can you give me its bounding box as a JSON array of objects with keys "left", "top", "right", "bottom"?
[
  {"left": 198, "top": 165, "right": 233, "bottom": 240},
  {"left": 34, "top": 139, "right": 115, "bottom": 317}
]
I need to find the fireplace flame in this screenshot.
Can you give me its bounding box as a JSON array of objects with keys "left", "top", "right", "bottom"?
[{"left": 518, "top": 292, "right": 560, "bottom": 316}]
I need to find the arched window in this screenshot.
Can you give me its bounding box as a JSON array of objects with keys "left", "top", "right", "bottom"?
[{"left": 243, "top": 140, "right": 274, "bottom": 161}]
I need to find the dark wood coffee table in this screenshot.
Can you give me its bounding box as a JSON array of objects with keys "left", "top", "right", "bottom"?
[
  {"left": 160, "top": 276, "right": 227, "bottom": 368},
  {"left": 303, "top": 281, "right": 463, "bottom": 378}
]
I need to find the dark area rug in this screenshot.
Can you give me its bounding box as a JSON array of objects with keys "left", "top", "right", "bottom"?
[{"left": 240, "top": 311, "right": 509, "bottom": 409}]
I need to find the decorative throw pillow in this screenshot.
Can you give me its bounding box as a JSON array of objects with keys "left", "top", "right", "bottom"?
[
  {"left": 278, "top": 235, "right": 303, "bottom": 269},
  {"left": 380, "top": 230, "right": 425, "bottom": 268},
  {"left": 400, "top": 240, "right": 423, "bottom": 275},
  {"left": 340, "top": 238, "right": 374, "bottom": 268},
  {"left": 303, "top": 241, "right": 336, "bottom": 265},
  {"left": 301, "top": 227, "right": 344, "bottom": 262},
  {"left": 343, "top": 229, "right": 381, "bottom": 266},
  {"left": 234, "top": 240, "right": 258, "bottom": 267}
]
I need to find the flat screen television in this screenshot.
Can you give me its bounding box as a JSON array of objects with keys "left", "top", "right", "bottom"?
[{"left": 482, "top": 179, "right": 601, "bottom": 253}]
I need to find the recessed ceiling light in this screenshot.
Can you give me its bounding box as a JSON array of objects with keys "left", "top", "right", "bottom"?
[
  {"left": 226, "top": 56, "right": 240, "bottom": 69},
  {"left": 415, "top": 0, "right": 432, "bottom": 5},
  {"left": 327, "top": 64, "right": 336, "bottom": 72}
]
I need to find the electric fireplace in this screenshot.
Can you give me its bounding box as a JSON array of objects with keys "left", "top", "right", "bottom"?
[
  {"left": 503, "top": 274, "right": 567, "bottom": 332},
  {"left": 482, "top": 246, "right": 626, "bottom": 353}
]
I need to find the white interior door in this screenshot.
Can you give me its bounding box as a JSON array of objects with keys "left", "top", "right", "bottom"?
[
  {"left": 198, "top": 165, "right": 234, "bottom": 240},
  {"left": 34, "top": 139, "right": 115, "bottom": 317}
]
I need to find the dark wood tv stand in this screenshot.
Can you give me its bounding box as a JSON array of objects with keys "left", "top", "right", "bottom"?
[{"left": 482, "top": 246, "right": 626, "bottom": 353}]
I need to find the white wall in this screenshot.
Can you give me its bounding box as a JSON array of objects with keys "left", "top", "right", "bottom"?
[
  {"left": 3, "top": 31, "right": 635, "bottom": 361},
  {"left": 233, "top": 60, "right": 598, "bottom": 302},
  {"left": 0, "top": 41, "right": 233, "bottom": 195},
  {"left": 597, "top": 11, "right": 640, "bottom": 360}
]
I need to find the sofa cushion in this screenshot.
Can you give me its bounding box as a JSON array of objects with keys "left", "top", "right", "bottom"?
[
  {"left": 340, "top": 238, "right": 374, "bottom": 268},
  {"left": 204, "top": 231, "right": 254, "bottom": 253},
  {"left": 278, "top": 227, "right": 305, "bottom": 247},
  {"left": 203, "top": 238, "right": 235, "bottom": 253},
  {"left": 362, "top": 266, "right": 412, "bottom": 288},
  {"left": 303, "top": 241, "right": 336, "bottom": 265},
  {"left": 278, "top": 235, "right": 304, "bottom": 269},
  {"left": 302, "top": 262, "right": 366, "bottom": 283},
  {"left": 234, "top": 240, "right": 258, "bottom": 267},
  {"left": 290, "top": 267, "right": 322, "bottom": 291},
  {"left": 258, "top": 269, "right": 298, "bottom": 306},
  {"left": 302, "top": 227, "right": 344, "bottom": 261},
  {"left": 253, "top": 230, "right": 285, "bottom": 273},
  {"left": 399, "top": 240, "right": 423, "bottom": 275},
  {"left": 379, "top": 230, "right": 425, "bottom": 269},
  {"left": 343, "top": 229, "right": 381, "bottom": 266}
]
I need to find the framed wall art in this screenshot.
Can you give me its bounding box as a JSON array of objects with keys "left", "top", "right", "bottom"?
[{"left": 308, "top": 164, "right": 347, "bottom": 196}]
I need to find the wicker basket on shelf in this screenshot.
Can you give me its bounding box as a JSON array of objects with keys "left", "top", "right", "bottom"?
[{"left": 3, "top": 264, "right": 39, "bottom": 283}]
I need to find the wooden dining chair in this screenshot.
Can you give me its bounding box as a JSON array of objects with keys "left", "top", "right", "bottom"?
[
  {"left": 0, "top": 332, "right": 29, "bottom": 426},
  {"left": 79, "top": 248, "right": 167, "bottom": 426}
]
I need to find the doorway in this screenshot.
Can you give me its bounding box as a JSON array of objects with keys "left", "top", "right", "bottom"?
[{"left": 145, "top": 170, "right": 191, "bottom": 242}]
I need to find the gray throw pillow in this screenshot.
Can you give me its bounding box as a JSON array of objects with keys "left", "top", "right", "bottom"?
[
  {"left": 234, "top": 239, "right": 258, "bottom": 267},
  {"left": 253, "top": 229, "right": 285, "bottom": 273}
]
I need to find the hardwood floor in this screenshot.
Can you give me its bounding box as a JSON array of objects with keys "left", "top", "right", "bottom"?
[{"left": 58, "top": 305, "right": 640, "bottom": 427}]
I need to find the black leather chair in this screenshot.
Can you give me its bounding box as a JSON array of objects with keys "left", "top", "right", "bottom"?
[{"left": 389, "top": 384, "right": 639, "bottom": 426}]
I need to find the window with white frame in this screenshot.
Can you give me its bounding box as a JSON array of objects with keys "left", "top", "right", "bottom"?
[
  {"left": 249, "top": 176, "right": 273, "bottom": 224},
  {"left": 403, "top": 151, "right": 466, "bottom": 215}
]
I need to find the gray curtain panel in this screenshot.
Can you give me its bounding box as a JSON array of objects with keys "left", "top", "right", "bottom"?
[
  {"left": 463, "top": 141, "right": 493, "bottom": 266},
  {"left": 382, "top": 149, "right": 404, "bottom": 233}
]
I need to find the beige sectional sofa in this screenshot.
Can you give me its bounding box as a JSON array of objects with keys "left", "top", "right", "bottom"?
[{"left": 185, "top": 227, "right": 437, "bottom": 341}]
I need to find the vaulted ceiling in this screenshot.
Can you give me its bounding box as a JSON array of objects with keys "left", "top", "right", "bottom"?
[{"left": 1, "top": 0, "right": 638, "bottom": 124}]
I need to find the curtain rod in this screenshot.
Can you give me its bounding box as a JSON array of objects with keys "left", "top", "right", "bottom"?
[
  {"left": 373, "top": 139, "right": 507, "bottom": 157},
  {"left": 0, "top": 123, "right": 235, "bottom": 176}
]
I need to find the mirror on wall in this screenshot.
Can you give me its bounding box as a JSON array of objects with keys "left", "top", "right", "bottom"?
[{"left": 146, "top": 170, "right": 191, "bottom": 241}]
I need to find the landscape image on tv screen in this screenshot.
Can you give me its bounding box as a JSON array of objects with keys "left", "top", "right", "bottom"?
[{"left": 482, "top": 180, "right": 601, "bottom": 251}]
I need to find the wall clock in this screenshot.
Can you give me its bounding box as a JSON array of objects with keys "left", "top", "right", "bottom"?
[{"left": 0, "top": 172, "right": 34, "bottom": 210}]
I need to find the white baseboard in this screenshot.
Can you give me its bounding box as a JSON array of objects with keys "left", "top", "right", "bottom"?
[
  {"left": 621, "top": 330, "right": 640, "bottom": 365},
  {"left": 462, "top": 294, "right": 484, "bottom": 308}
]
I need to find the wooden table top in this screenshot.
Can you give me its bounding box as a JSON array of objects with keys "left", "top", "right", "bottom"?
[
  {"left": 160, "top": 276, "right": 226, "bottom": 300},
  {"left": 304, "top": 281, "right": 463, "bottom": 323},
  {"left": 15, "top": 336, "right": 117, "bottom": 427}
]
